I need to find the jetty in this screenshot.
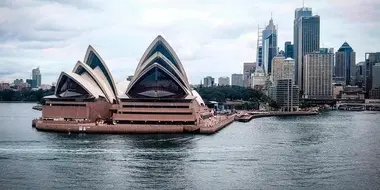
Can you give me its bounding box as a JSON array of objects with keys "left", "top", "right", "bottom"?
[{"left": 235, "top": 111, "right": 319, "bottom": 122}]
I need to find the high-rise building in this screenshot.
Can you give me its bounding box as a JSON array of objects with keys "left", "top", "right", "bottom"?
[
  {"left": 32, "top": 67, "right": 41, "bottom": 87},
  {"left": 271, "top": 55, "right": 286, "bottom": 83},
  {"left": 231, "top": 74, "right": 243, "bottom": 87},
  {"left": 283, "top": 58, "right": 296, "bottom": 81},
  {"left": 270, "top": 56, "right": 298, "bottom": 111},
  {"left": 355, "top": 62, "right": 365, "bottom": 87},
  {"left": 303, "top": 51, "right": 334, "bottom": 99},
  {"left": 275, "top": 79, "right": 299, "bottom": 111},
  {"left": 284, "top": 41, "right": 294, "bottom": 58},
  {"left": 26, "top": 79, "right": 35, "bottom": 88},
  {"left": 262, "top": 17, "right": 277, "bottom": 76},
  {"left": 372, "top": 63, "right": 380, "bottom": 89},
  {"left": 243, "top": 62, "right": 256, "bottom": 87},
  {"left": 294, "top": 7, "right": 320, "bottom": 89},
  {"left": 256, "top": 25, "right": 264, "bottom": 68},
  {"left": 334, "top": 42, "right": 356, "bottom": 85},
  {"left": 203, "top": 76, "right": 215, "bottom": 87},
  {"left": 218, "top": 76, "right": 230, "bottom": 86},
  {"left": 272, "top": 56, "right": 296, "bottom": 84},
  {"left": 251, "top": 70, "right": 266, "bottom": 90},
  {"left": 364, "top": 52, "right": 380, "bottom": 98}
]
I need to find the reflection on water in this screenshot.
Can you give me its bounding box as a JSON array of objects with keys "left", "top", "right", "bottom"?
[{"left": 0, "top": 103, "right": 380, "bottom": 189}]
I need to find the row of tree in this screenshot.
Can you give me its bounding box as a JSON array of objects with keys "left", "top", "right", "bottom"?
[
  {"left": 195, "top": 85, "right": 278, "bottom": 109},
  {"left": 0, "top": 87, "right": 55, "bottom": 104}
]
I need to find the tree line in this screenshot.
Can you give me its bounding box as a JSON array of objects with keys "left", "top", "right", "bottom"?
[
  {"left": 195, "top": 85, "right": 278, "bottom": 109},
  {"left": 0, "top": 87, "right": 55, "bottom": 104}
]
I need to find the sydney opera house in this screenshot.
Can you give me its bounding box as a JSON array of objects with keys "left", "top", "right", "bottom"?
[{"left": 35, "top": 36, "right": 232, "bottom": 133}]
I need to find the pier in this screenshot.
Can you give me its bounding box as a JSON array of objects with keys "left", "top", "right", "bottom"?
[{"left": 235, "top": 111, "right": 319, "bottom": 122}]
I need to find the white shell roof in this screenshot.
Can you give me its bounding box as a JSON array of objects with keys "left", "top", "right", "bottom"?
[
  {"left": 56, "top": 72, "right": 106, "bottom": 99},
  {"left": 191, "top": 90, "right": 205, "bottom": 106}
]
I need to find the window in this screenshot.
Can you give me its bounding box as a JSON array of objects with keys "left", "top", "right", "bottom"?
[
  {"left": 143, "top": 56, "right": 186, "bottom": 87},
  {"left": 128, "top": 67, "right": 186, "bottom": 99},
  {"left": 144, "top": 42, "right": 181, "bottom": 72},
  {"left": 56, "top": 75, "right": 91, "bottom": 98}
]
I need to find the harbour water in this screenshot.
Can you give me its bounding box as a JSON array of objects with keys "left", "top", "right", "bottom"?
[{"left": 0, "top": 103, "right": 379, "bottom": 189}]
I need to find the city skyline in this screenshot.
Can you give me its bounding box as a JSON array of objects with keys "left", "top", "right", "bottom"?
[{"left": 0, "top": 0, "right": 379, "bottom": 85}]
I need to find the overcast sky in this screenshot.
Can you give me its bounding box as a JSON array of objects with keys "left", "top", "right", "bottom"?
[{"left": 0, "top": 0, "right": 379, "bottom": 85}]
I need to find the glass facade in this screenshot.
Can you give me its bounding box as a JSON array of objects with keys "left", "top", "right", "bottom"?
[
  {"left": 128, "top": 67, "right": 186, "bottom": 99},
  {"left": 56, "top": 75, "right": 91, "bottom": 98},
  {"left": 143, "top": 56, "right": 186, "bottom": 87},
  {"left": 144, "top": 42, "right": 180, "bottom": 73},
  {"left": 285, "top": 42, "right": 293, "bottom": 59}
]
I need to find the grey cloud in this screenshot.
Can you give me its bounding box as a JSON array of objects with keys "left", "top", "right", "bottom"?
[
  {"left": 0, "top": 70, "right": 16, "bottom": 76},
  {"left": 0, "top": 0, "right": 104, "bottom": 51},
  {"left": 0, "top": 61, "right": 30, "bottom": 76}
]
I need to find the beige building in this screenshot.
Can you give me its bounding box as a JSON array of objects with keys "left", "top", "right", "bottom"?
[
  {"left": 243, "top": 62, "right": 256, "bottom": 87},
  {"left": 303, "top": 52, "right": 334, "bottom": 99},
  {"left": 271, "top": 56, "right": 295, "bottom": 85}
]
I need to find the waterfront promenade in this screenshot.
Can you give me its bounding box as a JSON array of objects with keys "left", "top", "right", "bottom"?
[{"left": 34, "top": 114, "right": 236, "bottom": 134}]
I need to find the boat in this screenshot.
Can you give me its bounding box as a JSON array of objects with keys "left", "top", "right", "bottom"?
[{"left": 32, "top": 105, "right": 43, "bottom": 111}]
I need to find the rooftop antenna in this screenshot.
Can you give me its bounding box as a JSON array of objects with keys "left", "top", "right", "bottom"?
[
  {"left": 303, "top": 0, "right": 305, "bottom": 8},
  {"left": 271, "top": 12, "right": 273, "bottom": 20}
]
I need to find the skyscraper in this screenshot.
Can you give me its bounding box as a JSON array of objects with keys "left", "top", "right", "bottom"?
[
  {"left": 262, "top": 17, "right": 277, "bottom": 76},
  {"left": 293, "top": 7, "right": 320, "bottom": 90},
  {"left": 364, "top": 52, "right": 380, "bottom": 97},
  {"left": 284, "top": 41, "right": 294, "bottom": 58},
  {"left": 231, "top": 74, "right": 243, "bottom": 87},
  {"left": 372, "top": 63, "right": 380, "bottom": 89},
  {"left": 243, "top": 62, "right": 256, "bottom": 87},
  {"left": 272, "top": 56, "right": 296, "bottom": 84},
  {"left": 32, "top": 67, "right": 41, "bottom": 87},
  {"left": 256, "top": 25, "right": 264, "bottom": 68},
  {"left": 335, "top": 42, "right": 356, "bottom": 85},
  {"left": 275, "top": 79, "right": 300, "bottom": 111},
  {"left": 355, "top": 62, "right": 365, "bottom": 87},
  {"left": 271, "top": 55, "right": 286, "bottom": 83},
  {"left": 303, "top": 51, "right": 334, "bottom": 99}
]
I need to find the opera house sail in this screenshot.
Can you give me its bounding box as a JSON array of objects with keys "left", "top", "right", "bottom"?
[{"left": 34, "top": 35, "right": 222, "bottom": 134}]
